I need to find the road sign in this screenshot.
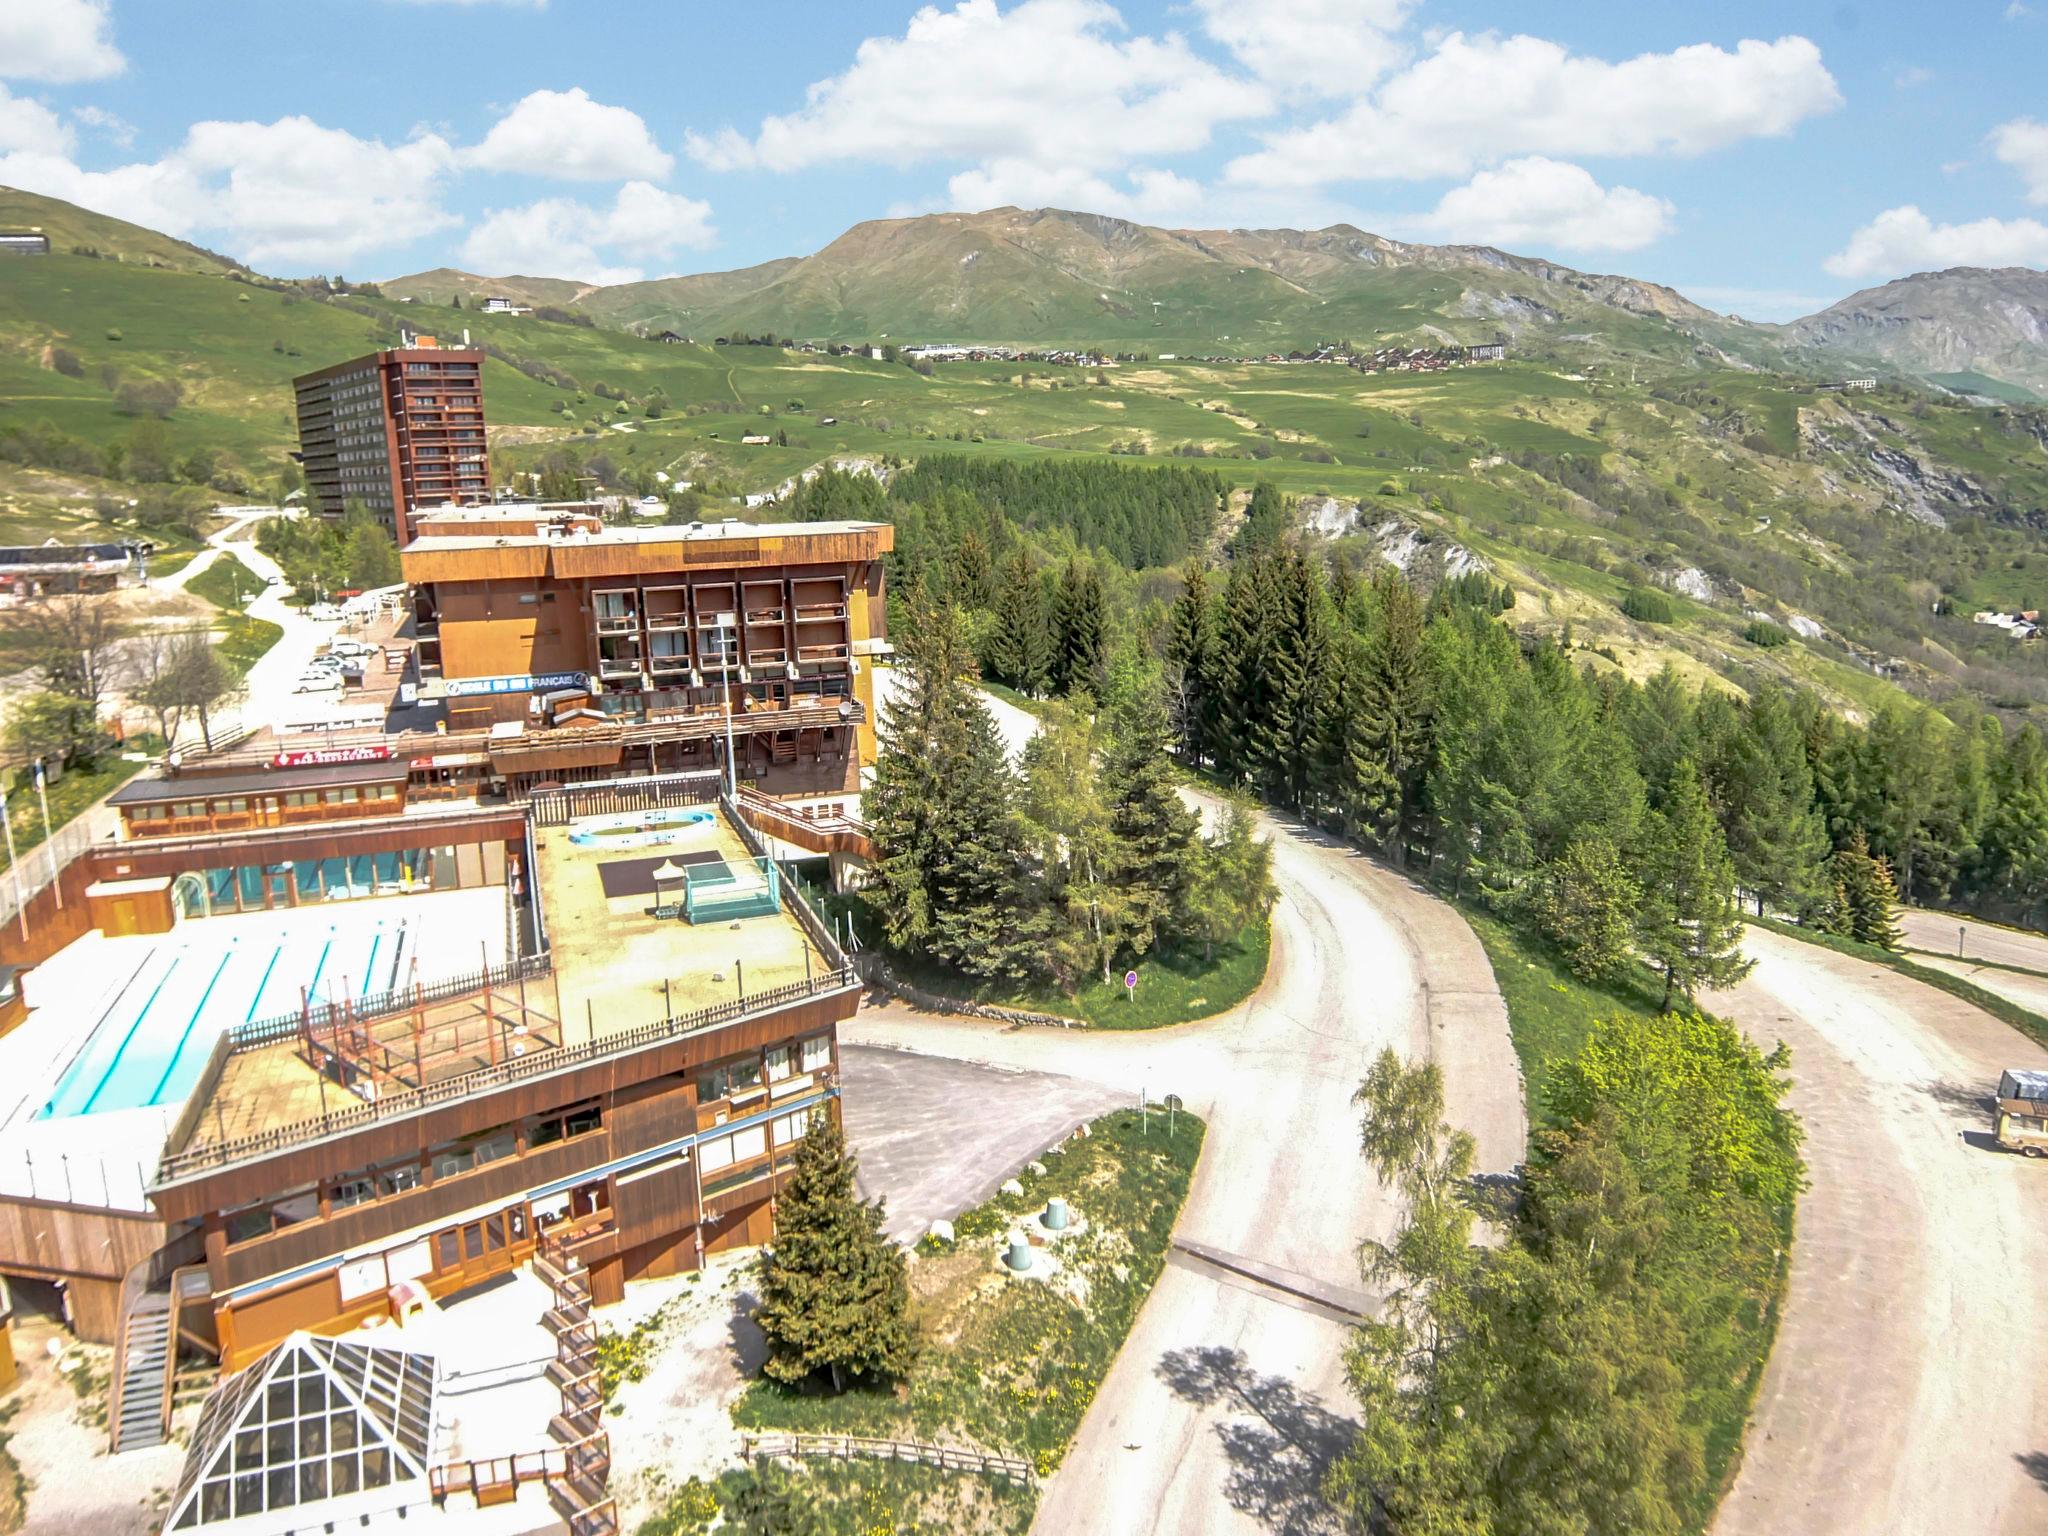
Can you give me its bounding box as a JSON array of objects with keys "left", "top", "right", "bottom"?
[{"left": 1124, "top": 969, "right": 1138, "bottom": 990}]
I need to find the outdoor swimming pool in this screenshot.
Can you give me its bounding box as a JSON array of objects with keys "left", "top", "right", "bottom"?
[
  {"left": 566, "top": 806, "right": 717, "bottom": 850},
  {"left": 39, "top": 912, "right": 428, "bottom": 1120}
]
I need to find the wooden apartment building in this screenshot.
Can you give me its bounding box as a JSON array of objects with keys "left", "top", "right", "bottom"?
[{"left": 402, "top": 509, "right": 893, "bottom": 797}]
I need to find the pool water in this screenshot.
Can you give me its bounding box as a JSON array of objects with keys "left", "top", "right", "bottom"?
[
  {"left": 567, "top": 807, "right": 716, "bottom": 850},
  {"left": 39, "top": 915, "right": 424, "bottom": 1120}
]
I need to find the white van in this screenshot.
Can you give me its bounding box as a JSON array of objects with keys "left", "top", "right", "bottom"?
[{"left": 305, "top": 603, "right": 344, "bottom": 622}]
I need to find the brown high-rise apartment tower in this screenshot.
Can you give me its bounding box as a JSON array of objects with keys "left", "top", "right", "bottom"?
[{"left": 293, "top": 340, "right": 489, "bottom": 538}]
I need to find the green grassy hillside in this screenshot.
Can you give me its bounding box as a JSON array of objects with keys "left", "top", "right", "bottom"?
[
  {"left": 4, "top": 207, "right": 2048, "bottom": 724},
  {"left": 0, "top": 184, "right": 243, "bottom": 274}
]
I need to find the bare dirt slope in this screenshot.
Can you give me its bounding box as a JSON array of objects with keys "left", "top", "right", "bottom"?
[{"left": 1709, "top": 927, "right": 2048, "bottom": 1536}]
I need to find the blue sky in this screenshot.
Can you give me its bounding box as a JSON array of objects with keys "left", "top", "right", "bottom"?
[{"left": 1, "top": 0, "right": 2045, "bottom": 319}]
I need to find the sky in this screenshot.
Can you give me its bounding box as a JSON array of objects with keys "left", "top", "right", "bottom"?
[{"left": 0, "top": 0, "right": 2045, "bottom": 320}]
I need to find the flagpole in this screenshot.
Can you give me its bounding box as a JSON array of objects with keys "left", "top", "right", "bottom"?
[{"left": 33, "top": 760, "right": 59, "bottom": 911}]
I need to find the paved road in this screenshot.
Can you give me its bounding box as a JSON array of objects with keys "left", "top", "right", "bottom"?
[
  {"left": 845, "top": 808, "right": 1523, "bottom": 1535},
  {"left": 1901, "top": 908, "right": 2048, "bottom": 973},
  {"left": 1708, "top": 927, "right": 2048, "bottom": 1536},
  {"left": 838, "top": 1045, "right": 1131, "bottom": 1242}
]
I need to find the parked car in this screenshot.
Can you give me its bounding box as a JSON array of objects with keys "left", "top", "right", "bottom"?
[
  {"left": 294, "top": 673, "right": 342, "bottom": 694},
  {"left": 305, "top": 602, "right": 344, "bottom": 622},
  {"left": 1993, "top": 1069, "right": 2048, "bottom": 1156}
]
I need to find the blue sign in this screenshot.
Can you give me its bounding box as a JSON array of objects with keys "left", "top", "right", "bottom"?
[{"left": 444, "top": 670, "right": 590, "bottom": 698}]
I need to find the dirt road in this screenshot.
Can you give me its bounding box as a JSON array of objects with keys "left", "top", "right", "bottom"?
[
  {"left": 846, "top": 810, "right": 1523, "bottom": 1534},
  {"left": 1709, "top": 926, "right": 2048, "bottom": 1536},
  {"left": 1901, "top": 908, "right": 2048, "bottom": 973}
]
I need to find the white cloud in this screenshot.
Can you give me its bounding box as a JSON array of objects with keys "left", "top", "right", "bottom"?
[
  {"left": 1404, "top": 156, "right": 1673, "bottom": 252},
  {"left": 0, "top": 0, "right": 124, "bottom": 83},
  {"left": 1991, "top": 117, "right": 2048, "bottom": 203},
  {"left": 1192, "top": 0, "right": 1412, "bottom": 97},
  {"left": 1824, "top": 205, "right": 2048, "bottom": 279},
  {"left": 465, "top": 87, "right": 673, "bottom": 181},
  {"left": 0, "top": 117, "right": 460, "bottom": 269},
  {"left": 460, "top": 181, "right": 715, "bottom": 283},
  {"left": 0, "top": 86, "right": 75, "bottom": 157},
  {"left": 2007, "top": 1, "right": 2032, "bottom": 18},
  {"left": 70, "top": 103, "right": 133, "bottom": 148},
  {"left": 1226, "top": 31, "right": 1841, "bottom": 188},
  {"left": 686, "top": 0, "right": 1269, "bottom": 177},
  {"left": 1893, "top": 65, "right": 1933, "bottom": 89}
]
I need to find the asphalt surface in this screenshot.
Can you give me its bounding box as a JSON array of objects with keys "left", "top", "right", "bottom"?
[
  {"left": 838, "top": 1044, "right": 1132, "bottom": 1242},
  {"left": 1901, "top": 907, "right": 2048, "bottom": 973},
  {"left": 1708, "top": 926, "right": 2048, "bottom": 1536},
  {"left": 845, "top": 800, "right": 1524, "bottom": 1535}
]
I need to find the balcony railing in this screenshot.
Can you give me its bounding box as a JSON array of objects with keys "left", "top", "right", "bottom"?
[
  {"left": 594, "top": 614, "right": 638, "bottom": 635},
  {"left": 152, "top": 964, "right": 860, "bottom": 1186}
]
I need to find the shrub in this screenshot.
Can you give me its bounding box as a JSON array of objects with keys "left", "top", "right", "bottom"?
[
  {"left": 114, "top": 379, "right": 181, "bottom": 418},
  {"left": 104, "top": 328, "right": 123, "bottom": 342},
  {"left": 1743, "top": 619, "right": 1792, "bottom": 648},
  {"left": 48, "top": 348, "right": 83, "bottom": 378},
  {"left": 1620, "top": 587, "right": 1675, "bottom": 624}
]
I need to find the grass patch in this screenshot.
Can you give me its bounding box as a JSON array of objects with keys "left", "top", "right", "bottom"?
[
  {"left": 145, "top": 547, "right": 198, "bottom": 579},
  {"left": 735, "top": 1106, "right": 1204, "bottom": 1474},
  {"left": 637, "top": 1458, "right": 1035, "bottom": 1536},
  {"left": 860, "top": 907, "right": 1269, "bottom": 1030},
  {"left": 1459, "top": 905, "right": 1663, "bottom": 1121},
  {"left": 185, "top": 549, "right": 261, "bottom": 612},
  {"left": 597, "top": 1299, "right": 675, "bottom": 1408},
  {"left": 1756, "top": 916, "right": 2048, "bottom": 1052},
  {"left": 976, "top": 680, "right": 1054, "bottom": 720},
  {"left": 215, "top": 611, "right": 282, "bottom": 676}
]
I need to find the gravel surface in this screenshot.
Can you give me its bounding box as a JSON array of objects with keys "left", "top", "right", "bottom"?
[{"left": 1708, "top": 926, "right": 2048, "bottom": 1536}]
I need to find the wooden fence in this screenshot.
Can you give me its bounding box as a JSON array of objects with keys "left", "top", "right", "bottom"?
[{"left": 740, "top": 1431, "right": 1035, "bottom": 1484}]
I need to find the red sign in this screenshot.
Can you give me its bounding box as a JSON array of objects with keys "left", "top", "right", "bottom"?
[{"left": 272, "top": 745, "right": 395, "bottom": 769}]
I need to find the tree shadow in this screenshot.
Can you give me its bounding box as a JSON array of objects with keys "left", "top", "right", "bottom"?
[
  {"left": 2016, "top": 1451, "right": 2048, "bottom": 1492},
  {"left": 728, "top": 1285, "right": 768, "bottom": 1376},
  {"left": 1927, "top": 1078, "right": 1996, "bottom": 1116},
  {"left": 1157, "top": 1344, "right": 1356, "bottom": 1536},
  {"left": 1466, "top": 1168, "right": 1524, "bottom": 1227}
]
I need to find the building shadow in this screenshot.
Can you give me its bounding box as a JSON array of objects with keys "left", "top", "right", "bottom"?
[{"left": 1157, "top": 1343, "right": 1356, "bottom": 1536}]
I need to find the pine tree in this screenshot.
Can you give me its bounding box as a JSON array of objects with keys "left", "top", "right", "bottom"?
[
  {"left": 1050, "top": 558, "right": 1106, "bottom": 697},
  {"left": 1635, "top": 759, "right": 1754, "bottom": 1010},
  {"left": 948, "top": 526, "right": 994, "bottom": 609},
  {"left": 1334, "top": 569, "right": 1434, "bottom": 858},
  {"left": 1829, "top": 829, "right": 1904, "bottom": 948},
  {"left": 1211, "top": 555, "right": 1280, "bottom": 786},
  {"left": 865, "top": 605, "right": 1039, "bottom": 980},
  {"left": 985, "top": 550, "right": 1052, "bottom": 696},
  {"left": 1165, "top": 562, "right": 1216, "bottom": 765},
  {"left": 1102, "top": 685, "right": 1201, "bottom": 962},
  {"left": 755, "top": 1110, "right": 914, "bottom": 1392},
  {"left": 1714, "top": 682, "right": 1829, "bottom": 916},
  {"left": 1249, "top": 552, "right": 1335, "bottom": 814},
  {"left": 1528, "top": 830, "right": 1642, "bottom": 983},
  {"left": 1181, "top": 794, "right": 1276, "bottom": 961}
]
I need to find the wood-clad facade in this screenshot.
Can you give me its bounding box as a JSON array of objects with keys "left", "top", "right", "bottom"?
[{"left": 404, "top": 516, "right": 893, "bottom": 794}]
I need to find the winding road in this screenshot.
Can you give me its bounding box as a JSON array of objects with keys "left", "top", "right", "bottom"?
[
  {"left": 864, "top": 676, "right": 2048, "bottom": 1531},
  {"left": 847, "top": 800, "right": 1524, "bottom": 1534},
  {"left": 1708, "top": 927, "right": 2048, "bottom": 1535}
]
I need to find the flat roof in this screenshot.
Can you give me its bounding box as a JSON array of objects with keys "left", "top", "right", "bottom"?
[
  {"left": 112, "top": 758, "right": 412, "bottom": 806},
  {"left": 402, "top": 517, "right": 887, "bottom": 553}
]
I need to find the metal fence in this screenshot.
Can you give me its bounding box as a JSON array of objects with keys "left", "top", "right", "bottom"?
[
  {"left": 0, "top": 1141, "right": 158, "bottom": 1212},
  {"left": 529, "top": 771, "right": 724, "bottom": 826},
  {"left": 156, "top": 964, "right": 860, "bottom": 1183}
]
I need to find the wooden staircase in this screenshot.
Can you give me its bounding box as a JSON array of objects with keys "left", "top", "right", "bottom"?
[
  {"left": 110, "top": 1292, "right": 171, "bottom": 1453},
  {"left": 535, "top": 1240, "right": 618, "bottom": 1536}
]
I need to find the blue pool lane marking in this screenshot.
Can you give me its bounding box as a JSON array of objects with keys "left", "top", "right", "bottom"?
[
  {"left": 38, "top": 948, "right": 159, "bottom": 1119},
  {"left": 306, "top": 927, "right": 335, "bottom": 1004},
  {"left": 244, "top": 943, "right": 284, "bottom": 1022},
  {"left": 78, "top": 951, "right": 184, "bottom": 1115},
  {"left": 360, "top": 922, "right": 382, "bottom": 995},
  {"left": 147, "top": 946, "right": 235, "bottom": 1107}
]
